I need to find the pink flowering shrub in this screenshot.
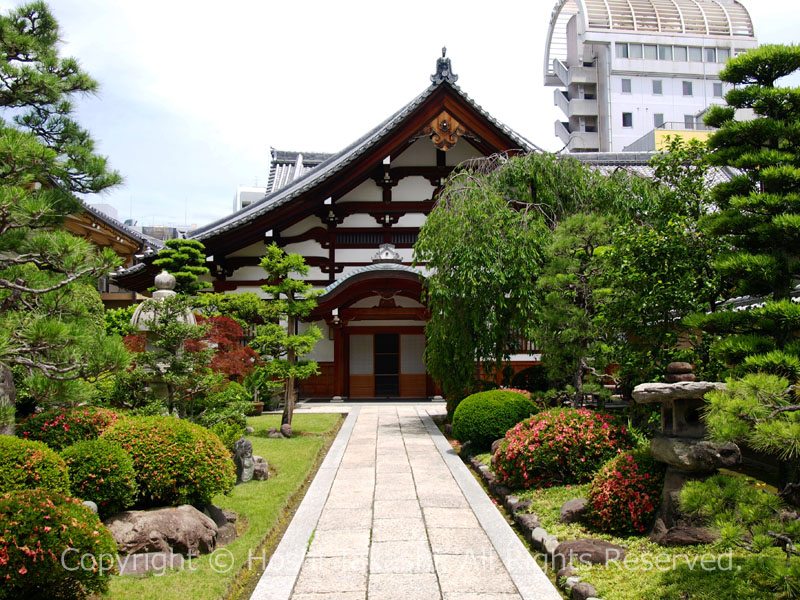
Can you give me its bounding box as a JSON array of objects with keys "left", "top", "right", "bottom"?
[
  {"left": 585, "top": 449, "right": 665, "bottom": 535},
  {"left": 0, "top": 488, "right": 117, "bottom": 599},
  {"left": 20, "top": 407, "right": 120, "bottom": 451},
  {"left": 493, "top": 408, "right": 632, "bottom": 488}
]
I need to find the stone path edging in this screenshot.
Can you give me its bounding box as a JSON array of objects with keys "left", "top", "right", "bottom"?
[
  {"left": 250, "top": 406, "right": 360, "bottom": 600},
  {"left": 418, "top": 408, "right": 562, "bottom": 600}
]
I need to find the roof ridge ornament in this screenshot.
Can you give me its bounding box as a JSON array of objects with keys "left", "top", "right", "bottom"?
[{"left": 431, "top": 46, "right": 458, "bottom": 84}]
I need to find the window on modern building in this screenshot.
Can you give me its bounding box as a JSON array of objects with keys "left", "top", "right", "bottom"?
[
  {"left": 683, "top": 81, "right": 693, "bottom": 96},
  {"left": 629, "top": 43, "right": 643, "bottom": 59},
  {"left": 718, "top": 48, "right": 731, "bottom": 62},
  {"left": 674, "top": 46, "right": 688, "bottom": 61},
  {"left": 644, "top": 44, "right": 658, "bottom": 60},
  {"left": 659, "top": 45, "right": 673, "bottom": 60},
  {"left": 705, "top": 48, "right": 716, "bottom": 63},
  {"left": 622, "top": 112, "right": 633, "bottom": 128},
  {"left": 684, "top": 115, "right": 695, "bottom": 129},
  {"left": 714, "top": 82, "right": 723, "bottom": 97},
  {"left": 654, "top": 113, "right": 665, "bottom": 128},
  {"left": 616, "top": 43, "right": 629, "bottom": 58},
  {"left": 652, "top": 79, "right": 663, "bottom": 95},
  {"left": 622, "top": 78, "right": 632, "bottom": 93},
  {"left": 689, "top": 47, "right": 703, "bottom": 62}
]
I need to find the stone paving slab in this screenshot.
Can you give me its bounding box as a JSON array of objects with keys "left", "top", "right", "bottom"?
[{"left": 251, "top": 403, "right": 560, "bottom": 600}]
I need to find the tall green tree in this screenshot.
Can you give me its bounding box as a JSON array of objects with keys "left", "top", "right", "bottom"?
[
  {"left": 252, "top": 243, "right": 321, "bottom": 426},
  {"left": 152, "top": 238, "right": 210, "bottom": 295},
  {"left": 536, "top": 213, "right": 614, "bottom": 406},
  {"left": 0, "top": 2, "right": 126, "bottom": 431}
]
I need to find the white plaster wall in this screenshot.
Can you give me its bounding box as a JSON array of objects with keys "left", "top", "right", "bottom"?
[
  {"left": 392, "top": 177, "right": 436, "bottom": 202},
  {"left": 392, "top": 138, "right": 436, "bottom": 167},
  {"left": 232, "top": 266, "right": 266, "bottom": 280},
  {"left": 395, "top": 213, "right": 427, "bottom": 228},
  {"left": 446, "top": 139, "right": 482, "bottom": 166},
  {"left": 283, "top": 240, "right": 327, "bottom": 258},
  {"left": 339, "top": 214, "right": 379, "bottom": 228},
  {"left": 335, "top": 248, "right": 381, "bottom": 263},
  {"left": 301, "top": 320, "right": 334, "bottom": 361},
  {"left": 338, "top": 180, "right": 382, "bottom": 203},
  {"left": 227, "top": 241, "right": 267, "bottom": 258},
  {"left": 281, "top": 216, "right": 323, "bottom": 237}
]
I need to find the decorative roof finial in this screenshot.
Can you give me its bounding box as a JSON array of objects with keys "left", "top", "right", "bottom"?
[{"left": 431, "top": 47, "right": 458, "bottom": 85}]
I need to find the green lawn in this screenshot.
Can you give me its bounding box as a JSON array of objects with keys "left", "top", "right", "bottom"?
[
  {"left": 516, "top": 483, "right": 781, "bottom": 600},
  {"left": 106, "top": 412, "right": 342, "bottom": 600}
]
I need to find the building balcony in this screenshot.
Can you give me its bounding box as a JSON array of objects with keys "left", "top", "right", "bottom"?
[
  {"left": 555, "top": 120, "right": 600, "bottom": 151},
  {"left": 622, "top": 122, "right": 712, "bottom": 152},
  {"left": 551, "top": 59, "right": 597, "bottom": 87},
  {"left": 554, "top": 89, "right": 599, "bottom": 118}
]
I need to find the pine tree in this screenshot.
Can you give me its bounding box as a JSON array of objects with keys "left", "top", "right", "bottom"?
[
  {"left": 686, "top": 43, "right": 800, "bottom": 503},
  {"left": 152, "top": 238, "right": 210, "bottom": 295},
  {"left": 252, "top": 243, "right": 321, "bottom": 426},
  {"left": 0, "top": 2, "right": 126, "bottom": 432}
]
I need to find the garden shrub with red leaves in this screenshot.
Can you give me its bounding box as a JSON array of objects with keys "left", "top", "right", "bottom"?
[
  {"left": 0, "top": 436, "right": 70, "bottom": 494},
  {"left": 0, "top": 488, "right": 117, "bottom": 600},
  {"left": 19, "top": 407, "right": 120, "bottom": 451},
  {"left": 61, "top": 439, "right": 138, "bottom": 519},
  {"left": 585, "top": 448, "right": 665, "bottom": 535},
  {"left": 189, "top": 315, "right": 259, "bottom": 381},
  {"left": 102, "top": 415, "right": 235, "bottom": 506},
  {"left": 493, "top": 408, "right": 632, "bottom": 488}
]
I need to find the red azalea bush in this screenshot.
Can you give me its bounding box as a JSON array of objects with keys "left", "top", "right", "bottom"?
[
  {"left": 0, "top": 436, "right": 70, "bottom": 494},
  {"left": 102, "top": 415, "right": 235, "bottom": 506},
  {"left": 585, "top": 449, "right": 666, "bottom": 535},
  {"left": 20, "top": 407, "right": 121, "bottom": 451},
  {"left": 493, "top": 408, "right": 632, "bottom": 488},
  {"left": 0, "top": 488, "right": 118, "bottom": 600}
]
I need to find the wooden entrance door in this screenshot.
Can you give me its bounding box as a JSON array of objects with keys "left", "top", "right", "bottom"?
[{"left": 347, "top": 332, "right": 427, "bottom": 398}]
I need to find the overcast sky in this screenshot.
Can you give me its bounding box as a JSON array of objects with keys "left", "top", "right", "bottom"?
[{"left": 6, "top": 1, "right": 798, "bottom": 228}]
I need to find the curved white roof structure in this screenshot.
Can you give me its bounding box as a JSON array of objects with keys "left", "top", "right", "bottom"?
[{"left": 545, "top": 0, "right": 755, "bottom": 79}]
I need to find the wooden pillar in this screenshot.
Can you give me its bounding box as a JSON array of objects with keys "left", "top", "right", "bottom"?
[{"left": 333, "top": 326, "right": 346, "bottom": 396}]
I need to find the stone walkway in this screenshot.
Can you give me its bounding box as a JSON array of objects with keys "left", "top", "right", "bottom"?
[{"left": 251, "top": 404, "right": 561, "bottom": 600}]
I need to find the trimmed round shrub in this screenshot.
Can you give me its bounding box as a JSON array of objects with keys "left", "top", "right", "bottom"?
[
  {"left": 452, "top": 390, "right": 538, "bottom": 449},
  {"left": 585, "top": 449, "right": 666, "bottom": 535},
  {"left": 61, "top": 439, "right": 138, "bottom": 518},
  {"left": 494, "top": 408, "right": 632, "bottom": 488},
  {"left": 0, "top": 488, "right": 118, "bottom": 600},
  {"left": 19, "top": 407, "right": 120, "bottom": 450},
  {"left": 102, "top": 415, "right": 236, "bottom": 506},
  {"left": 0, "top": 436, "right": 70, "bottom": 493}
]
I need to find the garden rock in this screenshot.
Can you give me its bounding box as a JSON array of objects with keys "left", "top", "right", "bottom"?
[
  {"left": 253, "top": 455, "right": 270, "bottom": 480},
  {"left": 280, "top": 424, "right": 292, "bottom": 438},
  {"left": 222, "top": 509, "right": 237, "bottom": 523},
  {"left": 650, "top": 437, "right": 740, "bottom": 472},
  {"left": 233, "top": 437, "right": 255, "bottom": 483},
  {"left": 105, "top": 505, "right": 218, "bottom": 557},
  {"left": 650, "top": 519, "right": 719, "bottom": 546},
  {"left": 564, "top": 576, "right": 581, "bottom": 590},
  {"left": 557, "top": 566, "right": 575, "bottom": 580},
  {"left": 514, "top": 512, "right": 541, "bottom": 531},
  {"left": 664, "top": 372, "right": 697, "bottom": 383},
  {"left": 491, "top": 438, "right": 504, "bottom": 455},
  {"left": 560, "top": 498, "right": 588, "bottom": 523},
  {"left": 571, "top": 582, "right": 598, "bottom": 600},
  {"left": 666, "top": 362, "right": 693, "bottom": 374},
  {"left": 268, "top": 427, "right": 284, "bottom": 439},
  {"left": 82, "top": 500, "right": 98, "bottom": 514},
  {"left": 543, "top": 534, "right": 560, "bottom": 555},
  {"left": 530, "top": 527, "right": 548, "bottom": 550},
  {"left": 215, "top": 522, "right": 237, "bottom": 546},
  {"left": 117, "top": 551, "right": 184, "bottom": 576},
  {"left": 202, "top": 503, "right": 228, "bottom": 527},
  {"left": 245, "top": 426, "right": 255, "bottom": 434},
  {"left": 443, "top": 423, "right": 453, "bottom": 436},
  {"left": 554, "top": 539, "right": 626, "bottom": 570},
  {"left": 632, "top": 381, "right": 725, "bottom": 404}
]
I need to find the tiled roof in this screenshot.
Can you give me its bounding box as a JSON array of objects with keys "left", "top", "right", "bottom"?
[
  {"left": 267, "top": 150, "right": 334, "bottom": 194},
  {"left": 190, "top": 78, "right": 537, "bottom": 242},
  {"left": 81, "top": 201, "right": 163, "bottom": 251},
  {"left": 320, "top": 263, "right": 424, "bottom": 297},
  {"left": 572, "top": 151, "right": 735, "bottom": 187}
]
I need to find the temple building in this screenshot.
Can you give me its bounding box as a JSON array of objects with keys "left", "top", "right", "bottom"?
[{"left": 116, "top": 53, "right": 542, "bottom": 400}]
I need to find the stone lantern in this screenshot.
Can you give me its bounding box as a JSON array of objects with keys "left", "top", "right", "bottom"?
[{"left": 633, "top": 363, "right": 741, "bottom": 545}]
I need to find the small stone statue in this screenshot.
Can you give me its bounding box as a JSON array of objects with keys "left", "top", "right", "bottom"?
[{"left": 233, "top": 437, "right": 254, "bottom": 484}]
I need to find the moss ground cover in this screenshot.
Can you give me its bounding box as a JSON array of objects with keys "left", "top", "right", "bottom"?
[
  {"left": 516, "top": 483, "right": 781, "bottom": 600},
  {"left": 107, "top": 412, "right": 341, "bottom": 600}
]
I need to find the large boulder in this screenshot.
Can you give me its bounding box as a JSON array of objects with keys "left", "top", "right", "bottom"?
[
  {"left": 105, "top": 505, "right": 218, "bottom": 557},
  {"left": 553, "top": 539, "right": 627, "bottom": 570},
  {"left": 650, "top": 518, "right": 719, "bottom": 546},
  {"left": 650, "top": 437, "right": 741, "bottom": 472},
  {"left": 632, "top": 381, "right": 725, "bottom": 404}
]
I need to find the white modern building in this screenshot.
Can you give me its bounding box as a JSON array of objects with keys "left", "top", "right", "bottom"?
[{"left": 544, "top": 0, "right": 758, "bottom": 152}]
